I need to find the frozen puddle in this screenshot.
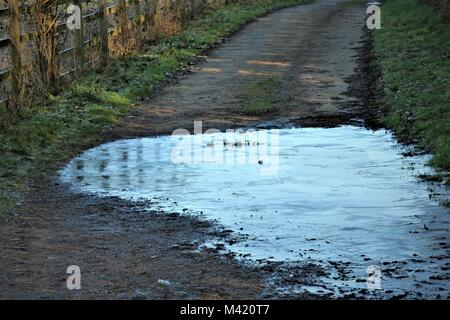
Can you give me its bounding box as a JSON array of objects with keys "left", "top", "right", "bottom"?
[{"left": 60, "top": 126, "right": 449, "bottom": 298}]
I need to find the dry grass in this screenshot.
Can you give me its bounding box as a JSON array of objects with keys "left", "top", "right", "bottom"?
[
  {"left": 109, "top": 21, "right": 141, "bottom": 57},
  {"left": 147, "top": 9, "right": 183, "bottom": 42}
]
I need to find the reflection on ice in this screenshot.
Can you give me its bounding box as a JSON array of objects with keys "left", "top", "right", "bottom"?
[{"left": 60, "top": 126, "right": 449, "bottom": 297}]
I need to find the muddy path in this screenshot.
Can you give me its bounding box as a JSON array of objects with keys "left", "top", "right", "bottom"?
[{"left": 0, "top": 1, "right": 423, "bottom": 299}]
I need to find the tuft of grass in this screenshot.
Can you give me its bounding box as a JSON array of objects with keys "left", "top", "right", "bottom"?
[
  {"left": 373, "top": 0, "right": 450, "bottom": 179},
  {"left": 0, "top": 0, "right": 312, "bottom": 215},
  {"left": 239, "top": 78, "right": 291, "bottom": 115},
  {"left": 418, "top": 173, "right": 444, "bottom": 183}
]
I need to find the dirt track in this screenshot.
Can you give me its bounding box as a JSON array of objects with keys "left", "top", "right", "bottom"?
[{"left": 0, "top": 1, "right": 370, "bottom": 299}]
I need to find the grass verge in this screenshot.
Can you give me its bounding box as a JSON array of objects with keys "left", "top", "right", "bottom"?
[
  {"left": 373, "top": 0, "right": 450, "bottom": 181},
  {"left": 239, "top": 78, "right": 292, "bottom": 115},
  {"left": 0, "top": 0, "right": 312, "bottom": 215}
]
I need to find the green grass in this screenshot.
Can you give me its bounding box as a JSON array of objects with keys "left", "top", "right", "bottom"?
[
  {"left": 239, "top": 78, "right": 291, "bottom": 114},
  {"left": 373, "top": 0, "right": 450, "bottom": 180},
  {"left": 418, "top": 173, "right": 444, "bottom": 183},
  {"left": 0, "top": 0, "right": 312, "bottom": 215}
]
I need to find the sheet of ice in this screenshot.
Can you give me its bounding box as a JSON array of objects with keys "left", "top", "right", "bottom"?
[{"left": 60, "top": 126, "right": 449, "bottom": 296}]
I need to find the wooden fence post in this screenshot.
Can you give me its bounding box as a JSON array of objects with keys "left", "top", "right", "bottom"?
[
  {"left": 117, "top": 0, "right": 128, "bottom": 34},
  {"left": 133, "top": 0, "right": 142, "bottom": 49},
  {"left": 151, "top": 0, "right": 158, "bottom": 22},
  {"left": 177, "top": 0, "right": 186, "bottom": 25},
  {"left": 192, "top": 0, "right": 198, "bottom": 18},
  {"left": 148, "top": 0, "right": 158, "bottom": 35},
  {"left": 133, "top": 0, "right": 142, "bottom": 26},
  {"left": 142, "top": 0, "right": 151, "bottom": 35},
  {"left": 117, "top": 0, "right": 129, "bottom": 52},
  {"left": 8, "top": 0, "right": 23, "bottom": 112},
  {"left": 74, "top": 0, "right": 85, "bottom": 72},
  {"left": 98, "top": 0, "right": 109, "bottom": 67}
]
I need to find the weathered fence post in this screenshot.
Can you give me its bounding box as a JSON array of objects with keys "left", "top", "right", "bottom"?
[
  {"left": 74, "top": 0, "right": 85, "bottom": 72},
  {"left": 191, "top": 0, "right": 198, "bottom": 18},
  {"left": 133, "top": 0, "right": 142, "bottom": 49},
  {"left": 147, "top": 0, "right": 158, "bottom": 36},
  {"left": 98, "top": 0, "right": 109, "bottom": 67},
  {"left": 8, "top": 0, "right": 24, "bottom": 112},
  {"left": 177, "top": 0, "right": 186, "bottom": 25},
  {"left": 117, "top": 0, "right": 128, "bottom": 34},
  {"left": 187, "top": 0, "right": 193, "bottom": 19},
  {"left": 142, "top": 0, "right": 151, "bottom": 35},
  {"left": 117, "top": 0, "right": 129, "bottom": 52},
  {"left": 133, "top": 0, "right": 142, "bottom": 26},
  {"left": 151, "top": 0, "right": 158, "bottom": 23}
]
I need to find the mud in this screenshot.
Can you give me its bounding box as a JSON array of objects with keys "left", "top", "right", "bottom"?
[{"left": 1, "top": 0, "right": 448, "bottom": 299}]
